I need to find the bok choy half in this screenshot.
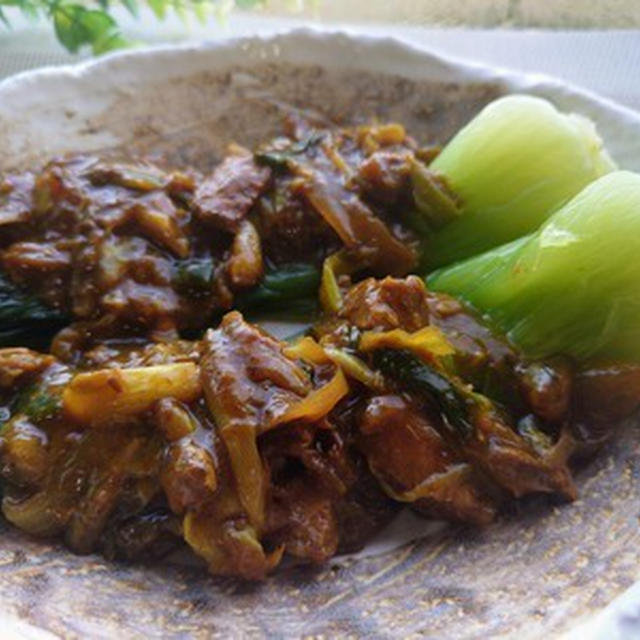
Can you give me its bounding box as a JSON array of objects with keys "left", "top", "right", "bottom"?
[
  {"left": 414, "top": 95, "right": 616, "bottom": 269},
  {"left": 428, "top": 171, "right": 640, "bottom": 364}
]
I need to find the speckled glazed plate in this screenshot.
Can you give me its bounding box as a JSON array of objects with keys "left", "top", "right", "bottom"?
[{"left": 1, "top": 29, "right": 640, "bottom": 640}]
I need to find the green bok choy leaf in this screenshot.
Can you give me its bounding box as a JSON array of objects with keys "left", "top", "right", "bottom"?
[{"left": 0, "top": 274, "right": 68, "bottom": 348}]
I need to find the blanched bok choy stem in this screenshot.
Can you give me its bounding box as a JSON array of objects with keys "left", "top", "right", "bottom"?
[
  {"left": 428, "top": 171, "right": 640, "bottom": 363},
  {"left": 414, "top": 95, "right": 615, "bottom": 269}
]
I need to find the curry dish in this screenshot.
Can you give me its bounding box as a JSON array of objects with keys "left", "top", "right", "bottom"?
[{"left": 0, "top": 106, "right": 639, "bottom": 580}]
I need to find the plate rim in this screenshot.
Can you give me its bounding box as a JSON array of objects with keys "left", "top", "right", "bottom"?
[
  {"left": 1, "top": 26, "right": 639, "bottom": 125},
  {"left": 0, "top": 27, "right": 638, "bottom": 639}
]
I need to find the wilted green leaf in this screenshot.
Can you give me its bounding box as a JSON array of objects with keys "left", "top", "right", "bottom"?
[
  {"left": 13, "top": 385, "right": 62, "bottom": 422},
  {"left": 173, "top": 257, "right": 215, "bottom": 295}
]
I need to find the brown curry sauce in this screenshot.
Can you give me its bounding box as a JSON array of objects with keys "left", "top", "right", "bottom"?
[{"left": 0, "top": 121, "right": 638, "bottom": 580}]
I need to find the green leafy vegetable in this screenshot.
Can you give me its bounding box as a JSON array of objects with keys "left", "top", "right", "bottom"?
[
  {"left": 236, "top": 263, "right": 321, "bottom": 313},
  {"left": 372, "top": 348, "right": 474, "bottom": 438},
  {"left": 428, "top": 171, "right": 640, "bottom": 363},
  {"left": 0, "top": 274, "right": 68, "bottom": 348},
  {"left": 416, "top": 95, "right": 615, "bottom": 269},
  {"left": 13, "top": 386, "right": 62, "bottom": 422},
  {"left": 173, "top": 257, "right": 215, "bottom": 295},
  {"left": 255, "top": 132, "right": 325, "bottom": 171}
]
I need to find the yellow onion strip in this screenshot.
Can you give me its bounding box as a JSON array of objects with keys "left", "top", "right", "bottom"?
[
  {"left": 359, "top": 326, "right": 454, "bottom": 364},
  {"left": 358, "top": 123, "right": 407, "bottom": 154},
  {"left": 183, "top": 510, "right": 283, "bottom": 579},
  {"left": 270, "top": 368, "right": 348, "bottom": 427},
  {"left": 221, "top": 422, "right": 267, "bottom": 531},
  {"left": 276, "top": 337, "right": 350, "bottom": 426},
  {"left": 322, "top": 346, "right": 385, "bottom": 391},
  {"left": 319, "top": 250, "right": 362, "bottom": 313},
  {"left": 373, "top": 464, "right": 472, "bottom": 503},
  {"left": 283, "top": 336, "right": 331, "bottom": 365},
  {"left": 321, "top": 138, "right": 353, "bottom": 179},
  {"left": 286, "top": 336, "right": 383, "bottom": 392},
  {"left": 63, "top": 363, "right": 201, "bottom": 427}
]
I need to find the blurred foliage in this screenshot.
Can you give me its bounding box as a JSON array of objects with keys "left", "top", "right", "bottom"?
[{"left": 0, "top": 0, "right": 268, "bottom": 53}]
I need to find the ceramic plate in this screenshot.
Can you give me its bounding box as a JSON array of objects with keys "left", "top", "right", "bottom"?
[{"left": 1, "top": 29, "right": 639, "bottom": 639}]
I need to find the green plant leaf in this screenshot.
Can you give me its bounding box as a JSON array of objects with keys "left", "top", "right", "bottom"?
[
  {"left": 92, "top": 29, "right": 130, "bottom": 54},
  {"left": 192, "top": 0, "right": 209, "bottom": 23},
  {"left": 172, "top": 0, "right": 188, "bottom": 24},
  {"left": 53, "top": 5, "right": 83, "bottom": 53},
  {"left": 79, "top": 9, "right": 118, "bottom": 38},
  {"left": 18, "top": 0, "right": 40, "bottom": 21},
  {"left": 147, "top": 0, "right": 168, "bottom": 19},
  {"left": 235, "top": 0, "right": 265, "bottom": 8},
  {"left": 53, "top": 4, "right": 127, "bottom": 54},
  {"left": 121, "top": 0, "right": 139, "bottom": 17}
]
